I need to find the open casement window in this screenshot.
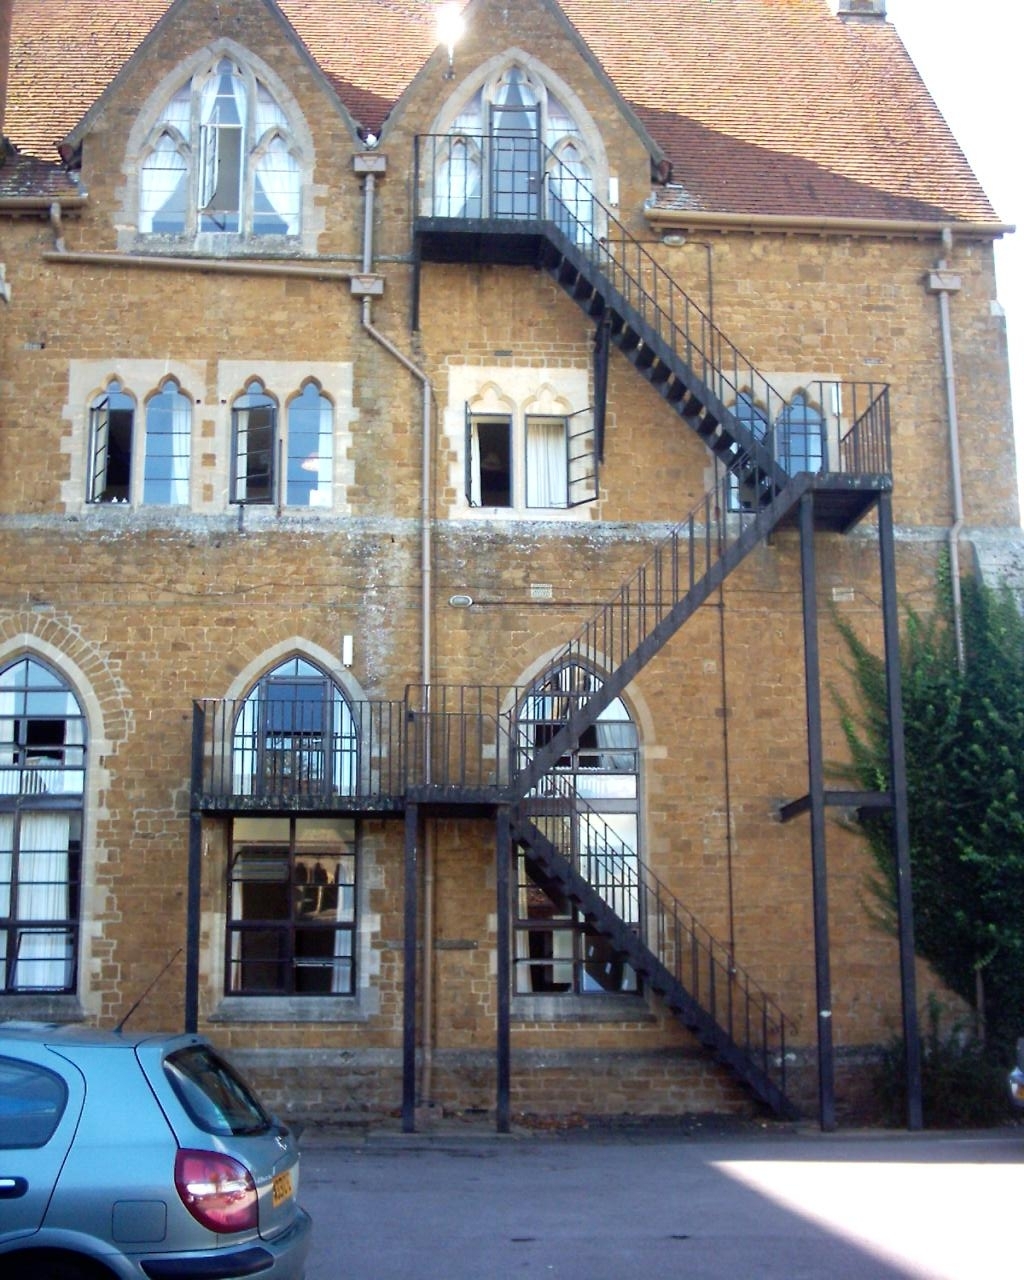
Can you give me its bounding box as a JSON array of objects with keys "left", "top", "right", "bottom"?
[
  {"left": 231, "top": 657, "right": 357, "bottom": 800},
  {"left": 465, "top": 407, "right": 598, "bottom": 510},
  {"left": 87, "top": 382, "right": 135, "bottom": 504},
  {"left": 199, "top": 62, "right": 246, "bottom": 232},
  {"left": 513, "top": 661, "right": 640, "bottom": 996},
  {"left": 226, "top": 816, "right": 356, "bottom": 996},
  {"left": 139, "top": 58, "right": 300, "bottom": 240},
  {"left": 0, "top": 658, "right": 85, "bottom": 994},
  {"left": 466, "top": 410, "right": 512, "bottom": 508},
  {"left": 231, "top": 382, "right": 276, "bottom": 505}
]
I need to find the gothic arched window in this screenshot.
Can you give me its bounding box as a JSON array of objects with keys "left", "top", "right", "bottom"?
[{"left": 0, "top": 658, "right": 86, "bottom": 993}]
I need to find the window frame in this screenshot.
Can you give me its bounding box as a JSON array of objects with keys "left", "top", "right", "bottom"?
[
  {"left": 465, "top": 404, "right": 597, "bottom": 511},
  {"left": 512, "top": 661, "right": 640, "bottom": 998},
  {"left": 86, "top": 378, "right": 193, "bottom": 508},
  {"left": 0, "top": 658, "right": 86, "bottom": 996},
  {"left": 137, "top": 53, "right": 304, "bottom": 245},
  {"left": 225, "top": 815, "right": 358, "bottom": 998},
  {"left": 230, "top": 381, "right": 277, "bottom": 506}
]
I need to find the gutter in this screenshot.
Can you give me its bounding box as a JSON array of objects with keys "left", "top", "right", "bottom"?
[
  {"left": 41, "top": 248, "right": 358, "bottom": 281},
  {"left": 644, "top": 206, "right": 1014, "bottom": 241}
]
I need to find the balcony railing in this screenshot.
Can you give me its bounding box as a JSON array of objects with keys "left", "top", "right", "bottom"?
[
  {"left": 193, "top": 697, "right": 407, "bottom": 809},
  {"left": 415, "top": 132, "right": 891, "bottom": 483}
]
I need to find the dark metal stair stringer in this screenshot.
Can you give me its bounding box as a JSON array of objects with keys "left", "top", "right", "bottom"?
[
  {"left": 508, "top": 473, "right": 813, "bottom": 802},
  {"left": 537, "top": 220, "right": 786, "bottom": 509},
  {"left": 509, "top": 805, "right": 798, "bottom": 1118}
]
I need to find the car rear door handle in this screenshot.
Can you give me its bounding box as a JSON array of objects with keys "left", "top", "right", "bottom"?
[{"left": 0, "top": 1176, "right": 28, "bottom": 1198}]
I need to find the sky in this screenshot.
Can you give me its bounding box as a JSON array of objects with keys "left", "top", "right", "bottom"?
[{"left": 883, "top": 0, "right": 1022, "bottom": 488}]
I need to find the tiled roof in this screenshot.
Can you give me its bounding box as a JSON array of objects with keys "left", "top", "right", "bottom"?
[
  {"left": 3, "top": 0, "right": 997, "bottom": 223},
  {"left": 0, "top": 145, "right": 80, "bottom": 201}
]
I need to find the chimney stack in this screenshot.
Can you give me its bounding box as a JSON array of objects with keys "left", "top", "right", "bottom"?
[{"left": 837, "top": 0, "right": 887, "bottom": 19}]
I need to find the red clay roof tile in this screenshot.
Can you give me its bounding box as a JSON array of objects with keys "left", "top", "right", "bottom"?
[{"left": 2, "top": 0, "right": 996, "bottom": 223}]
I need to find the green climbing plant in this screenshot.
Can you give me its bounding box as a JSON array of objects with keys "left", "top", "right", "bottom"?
[{"left": 834, "top": 561, "right": 1024, "bottom": 1059}]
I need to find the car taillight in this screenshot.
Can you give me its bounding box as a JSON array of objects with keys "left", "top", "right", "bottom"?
[{"left": 174, "top": 1149, "right": 258, "bottom": 1233}]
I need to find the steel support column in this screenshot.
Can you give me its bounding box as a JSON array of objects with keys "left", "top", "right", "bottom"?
[
  {"left": 402, "top": 802, "right": 419, "bottom": 1132},
  {"left": 496, "top": 806, "right": 512, "bottom": 1133},
  {"left": 184, "top": 704, "right": 204, "bottom": 1035},
  {"left": 799, "top": 493, "right": 836, "bottom": 1131},
  {"left": 878, "top": 492, "right": 923, "bottom": 1129}
]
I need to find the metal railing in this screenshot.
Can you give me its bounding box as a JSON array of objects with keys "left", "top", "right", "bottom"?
[
  {"left": 193, "top": 697, "right": 407, "bottom": 806},
  {"left": 416, "top": 133, "right": 891, "bottom": 483},
  {"left": 515, "top": 772, "right": 794, "bottom": 1105}
]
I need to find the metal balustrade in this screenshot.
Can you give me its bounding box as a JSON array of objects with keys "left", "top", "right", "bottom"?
[
  {"left": 514, "top": 773, "right": 795, "bottom": 1113},
  {"left": 193, "top": 697, "right": 407, "bottom": 809},
  {"left": 416, "top": 133, "right": 892, "bottom": 491}
]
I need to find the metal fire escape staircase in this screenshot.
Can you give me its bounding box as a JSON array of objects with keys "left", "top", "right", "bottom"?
[{"left": 411, "top": 135, "right": 892, "bottom": 1118}]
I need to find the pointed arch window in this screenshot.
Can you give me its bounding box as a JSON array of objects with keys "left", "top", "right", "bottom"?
[
  {"left": 0, "top": 658, "right": 85, "bottom": 993},
  {"left": 230, "top": 381, "right": 277, "bottom": 505},
  {"left": 144, "top": 378, "right": 192, "bottom": 505},
  {"left": 139, "top": 56, "right": 302, "bottom": 240},
  {"left": 87, "top": 381, "right": 136, "bottom": 504},
  {"left": 231, "top": 657, "right": 357, "bottom": 800},
  {"left": 431, "top": 62, "right": 598, "bottom": 233},
  {"left": 513, "top": 661, "right": 640, "bottom": 996},
  {"left": 777, "top": 391, "right": 825, "bottom": 475},
  {"left": 286, "top": 383, "right": 334, "bottom": 508}
]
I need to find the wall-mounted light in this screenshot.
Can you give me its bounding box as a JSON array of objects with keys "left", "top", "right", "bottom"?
[
  {"left": 436, "top": 1, "right": 465, "bottom": 80},
  {"left": 449, "top": 594, "right": 474, "bottom": 608}
]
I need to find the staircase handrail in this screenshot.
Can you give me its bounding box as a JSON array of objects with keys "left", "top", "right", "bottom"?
[
  {"left": 514, "top": 771, "right": 795, "bottom": 1105},
  {"left": 416, "top": 132, "right": 891, "bottom": 480}
]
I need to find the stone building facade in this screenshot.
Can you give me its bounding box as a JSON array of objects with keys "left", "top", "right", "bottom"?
[{"left": 0, "top": 0, "right": 1015, "bottom": 1126}]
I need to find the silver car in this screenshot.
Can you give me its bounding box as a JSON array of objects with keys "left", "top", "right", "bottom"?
[{"left": 0, "top": 1021, "right": 311, "bottom": 1279}]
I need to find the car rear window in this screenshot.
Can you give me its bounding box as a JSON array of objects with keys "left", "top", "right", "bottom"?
[
  {"left": 163, "top": 1045, "right": 272, "bottom": 1137},
  {"left": 0, "top": 1056, "right": 68, "bottom": 1148}
]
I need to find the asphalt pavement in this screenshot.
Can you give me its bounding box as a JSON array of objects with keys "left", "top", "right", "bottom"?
[{"left": 295, "top": 1119, "right": 1022, "bottom": 1279}]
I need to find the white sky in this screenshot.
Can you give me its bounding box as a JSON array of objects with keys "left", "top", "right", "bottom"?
[{"left": 883, "top": 0, "right": 1022, "bottom": 489}]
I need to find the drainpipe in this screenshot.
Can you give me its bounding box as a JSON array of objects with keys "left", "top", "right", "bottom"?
[
  {"left": 49, "top": 202, "right": 66, "bottom": 252},
  {"left": 353, "top": 154, "right": 438, "bottom": 1108},
  {"left": 927, "top": 228, "right": 966, "bottom": 671}
]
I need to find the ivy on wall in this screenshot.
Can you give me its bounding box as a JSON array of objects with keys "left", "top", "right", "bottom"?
[{"left": 834, "top": 561, "right": 1024, "bottom": 1059}]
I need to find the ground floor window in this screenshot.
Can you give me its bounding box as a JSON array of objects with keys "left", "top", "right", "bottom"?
[
  {"left": 513, "top": 660, "right": 640, "bottom": 996},
  {"left": 226, "top": 816, "right": 356, "bottom": 995},
  {"left": 514, "top": 851, "right": 638, "bottom": 994},
  {"left": 0, "top": 657, "right": 85, "bottom": 993}
]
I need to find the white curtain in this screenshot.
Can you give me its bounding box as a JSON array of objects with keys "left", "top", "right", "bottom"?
[
  {"left": 14, "top": 812, "right": 70, "bottom": 990},
  {"left": 436, "top": 138, "right": 481, "bottom": 218},
  {"left": 0, "top": 813, "right": 11, "bottom": 920},
  {"left": 139, "top": 133, "right": 188, "bottom": 234},
  {"left": 0, "top": 688, "right": 15, "bottom": 795},
  {"left": 331, "top": 694, "right": 357, "bottom": 796},
  {"left": 255, "top": 137, "right": 300, "bottom": 234},
  {"left": 169, "top": 387, "right": 191, "bottom": 506},
  {"left": 525, "top": 418, "right": 567, "bottom": 508},
  {"left": 549, "top": 144, "right": 593, "bottom": 242}
]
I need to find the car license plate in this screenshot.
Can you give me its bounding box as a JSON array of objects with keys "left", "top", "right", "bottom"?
[{"left": 272, "top": 1170, "right": 293, "bottom": 1207}]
